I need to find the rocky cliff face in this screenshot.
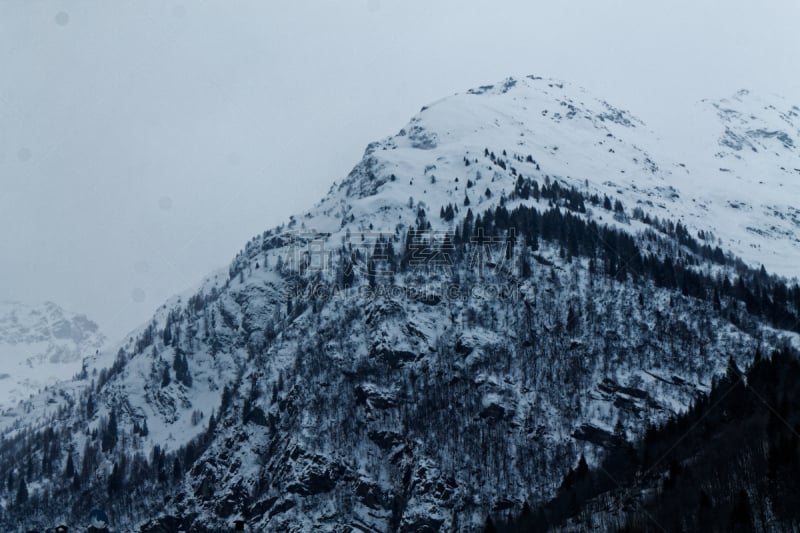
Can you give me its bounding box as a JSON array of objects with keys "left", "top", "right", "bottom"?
[{"left": 1, "top": 76, "right": 799, "bottom": 532}]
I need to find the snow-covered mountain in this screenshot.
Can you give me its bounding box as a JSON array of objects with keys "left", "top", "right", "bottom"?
[
  {"left": 0, "top": 300, "right": 105, "bottom": 409},
  {"left": 1, "top": 76, "right": 799, "bottom": 532},
  {"left": 320, "top": 77, "right": 800, "bottom": 279}
]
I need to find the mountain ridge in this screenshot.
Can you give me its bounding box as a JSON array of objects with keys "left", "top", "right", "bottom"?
[
  {"left": 1, "top": 75, "right": 799, "bottom": 531},
  {"left": 0, "top": 300, "right": 105, "bottom": 410}
]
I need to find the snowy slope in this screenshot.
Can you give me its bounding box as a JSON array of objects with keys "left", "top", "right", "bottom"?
[
  {"left": 0, "top": 301, "right": 105, "bottom": 409},
  {"left": 302, "top": 76, "right": 799, "bottom": 279},
  {"left": 663, "top": 89, "right": 800, "bottom": 277}
]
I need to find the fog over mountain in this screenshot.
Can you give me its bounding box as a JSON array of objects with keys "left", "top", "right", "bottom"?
[{"left": 1, "top": 3, "right": 800, "bottom": 532}]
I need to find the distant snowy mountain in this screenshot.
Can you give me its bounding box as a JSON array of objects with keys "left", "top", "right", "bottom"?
[
  {"left": 0, "top": 301, "right": 105, "bottom": 409},
  {"left": 1, "top": 76, "right": 799, "bottom": 532}
]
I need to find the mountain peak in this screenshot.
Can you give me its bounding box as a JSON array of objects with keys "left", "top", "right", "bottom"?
[
  {"left": 707, "top": 88, "right": 799, "bottom": 154},
  {"left": 3, "top": 76, "right": 800, "bottom": 532},
  {"left": 0, "top": 300, "right": 105, "bottom": 409}
]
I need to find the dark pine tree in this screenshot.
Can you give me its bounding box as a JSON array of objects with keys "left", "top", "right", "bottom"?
[
  {"left": 64, "top": 451, "right": 75, "bottom": 478},
  {"left": 102, "top": 410, "right": 118, "bottom": 453},
  {"left": 15, "top": 477, "right": 28, "bottom": 505},
  {"left": 107, "top": 462, "right": 122, "bottom": 495}
]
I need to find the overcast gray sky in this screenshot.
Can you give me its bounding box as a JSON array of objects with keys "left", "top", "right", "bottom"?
[{"left": 1, "top": 0, "right": 798, "bottom": 341}]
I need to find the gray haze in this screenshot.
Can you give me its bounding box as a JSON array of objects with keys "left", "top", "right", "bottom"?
[{"left": 1, "top": 0, "right": 798, "bottom": 341}]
